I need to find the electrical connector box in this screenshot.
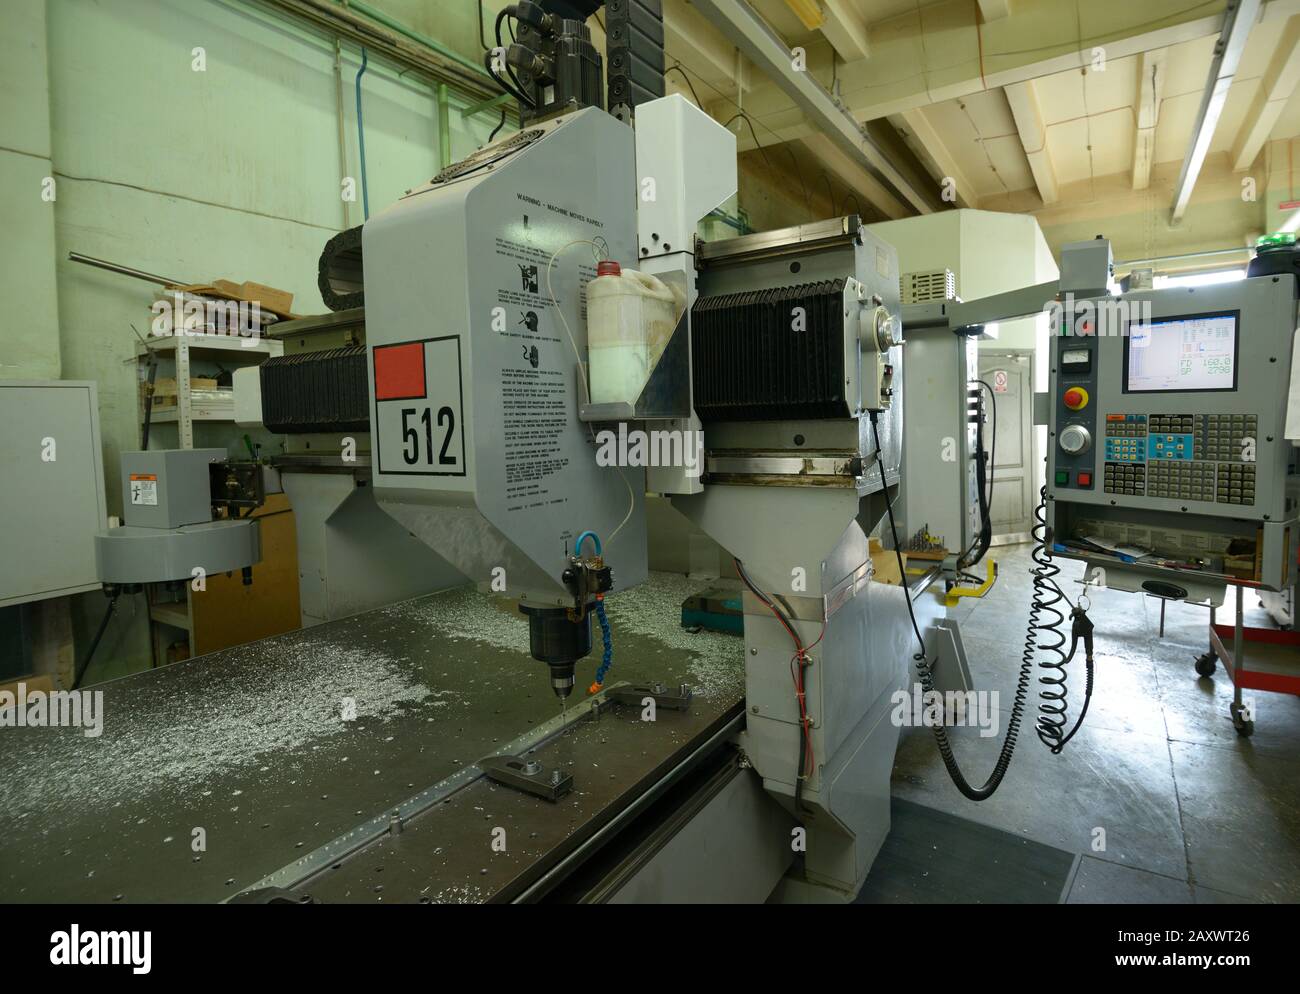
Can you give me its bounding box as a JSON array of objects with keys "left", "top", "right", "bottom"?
[
  {"left": 120, "top": 448, "right": 225, "bottom": 530},
  {"left": 1059, "top": 238, "right": 1113, "bottom": 297}
]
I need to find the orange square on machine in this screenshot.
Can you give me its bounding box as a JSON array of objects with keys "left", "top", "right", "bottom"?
[{"left": 374, "top": 342, "right": 426, "bottom": 400}]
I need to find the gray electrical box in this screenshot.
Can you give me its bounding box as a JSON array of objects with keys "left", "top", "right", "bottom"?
[
  {"left": 97, "top": 448, "right": 261, "bottom": 585},
  {"left": 1059, "top": 238, "right": 1113, "bottom": 296},
  {"left": 0, "top": 380, "right": 108, "bottom": 607},
  {"left": 120, "top": 448, "right": 225, "bottom": 529},
  {"left": 896, "top": 323, "right": 983, "bottom": 556}
]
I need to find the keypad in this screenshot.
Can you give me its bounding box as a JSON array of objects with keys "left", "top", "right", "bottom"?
[
  {"left": 1103, "top": 462, "right": 1145, "bottom": 495},
  {"left": 1196, "top": 414, "right": 1258, "bottom": 463},
  {"left": 1103, "top": 412, "right": 1257, "bottom": 505},
  {"left": 1215, "top": 463, "right": 1256, "bottom": 505},
  {"left": 1104, "top": 414, "right": 1147, "bottom": 464},
  {"left": 1148, "top": 461, "right": 1212, "bottom": 500}
]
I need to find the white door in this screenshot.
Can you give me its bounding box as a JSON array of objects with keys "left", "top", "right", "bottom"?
[{"left": 979, "top": 351, "right": 1035, "bottom": 541}]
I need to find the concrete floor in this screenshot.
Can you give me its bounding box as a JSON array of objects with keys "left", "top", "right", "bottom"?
[{"left": 890, "top": 541, "right": 1300, "bottom": 904}]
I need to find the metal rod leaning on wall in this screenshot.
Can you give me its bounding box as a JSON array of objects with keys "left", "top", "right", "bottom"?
[
  {"left": 66, "top": 252, "right": 184, "bottom": 287},
  {"left": 257, "top": 0, "right": 511, "bottom": 110}
]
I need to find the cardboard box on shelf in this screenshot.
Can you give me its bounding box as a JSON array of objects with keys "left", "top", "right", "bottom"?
[
  {"left": 145, "top": 377, "right": 220, "bottom": 408},
  {"left": 168, "top": 279, "right": 297, "bottom": 319}
]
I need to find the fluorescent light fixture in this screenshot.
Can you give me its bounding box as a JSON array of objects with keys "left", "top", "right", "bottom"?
[
  {"left": 784, "top": 0, "right": 824, "bottom": 30},
  {"left": 1152, "top": 269, "right": 1247, "bottom": 289}
]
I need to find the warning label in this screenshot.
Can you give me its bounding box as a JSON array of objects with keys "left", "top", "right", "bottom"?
[
  {"left": 502, "top": 366, "right": 570, "bottom": 511},
  {"left": 491, "top": 194, "right": 606, "bottom": 514},
  {"left": 129, "top": 474, "right": 158, "bottom": 506}
]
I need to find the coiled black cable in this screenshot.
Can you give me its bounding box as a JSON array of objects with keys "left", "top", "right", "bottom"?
[
  {"left": 869, "top": 410, "right": 1033, "bottom": 801},
  {"left": 1030, "top": 489, "right": 1073, "bottom": 751},
  {"left": 1031, "top": 511, "right": 1097, "bottom": 753}
]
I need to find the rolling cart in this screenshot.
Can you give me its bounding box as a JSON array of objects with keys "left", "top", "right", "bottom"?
[{"left": 1194, "top": 582, "right": 1300, "bottom": 737}]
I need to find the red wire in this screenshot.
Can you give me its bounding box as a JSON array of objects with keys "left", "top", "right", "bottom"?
[
  {"left": 737, "top": 558, "right": 820, "bottom": 782},
  {"left": 789, "top": 654, "right": 814, "bottom": 773}
]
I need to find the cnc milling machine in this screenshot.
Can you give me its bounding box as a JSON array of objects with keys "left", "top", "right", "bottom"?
[{"left": 3, "top": 0, "right": 1012, "bottom": 905}]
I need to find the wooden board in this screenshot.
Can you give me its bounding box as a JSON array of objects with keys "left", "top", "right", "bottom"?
[
  {"left": 0, "top": 673, "right": 54, "bottom": 711},
  {"left": 869, "top": 537, "right": 905, "bottom": 586},
  {"left": 190, "top": 494, "right": 301, "bottom": 655}
]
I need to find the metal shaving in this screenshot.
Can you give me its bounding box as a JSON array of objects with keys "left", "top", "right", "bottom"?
[
  {"left": 389, "top": 572, "right": 744, "bottom": 697},
  {"left": 603, "top": 572, "right": 744, "bottom": 699},
  {"left": 0, "top": 633, "right": 436, "bottom": 819}
]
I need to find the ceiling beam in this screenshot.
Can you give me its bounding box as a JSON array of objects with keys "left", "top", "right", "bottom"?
[
  {"left": 818, "top": 1, "right": 872, "bottom": 62},
  {"left": 1004, "top": 79, "right": 1057, "bottom": 204},
  {"left": 1170, "top": 0, "right": 1263, "bottom": 222},
  {"left": 977, "top": 0, "right": 1012, "bottom": 19},
  {"left": 727, "top": 0, "right": 1294, "bottom": 131},
  {"left": 662, "top": 0, "right": 737, "bottom": 84},
  {"left": 1230, "top": 15, "right": 1300, "bottom": 170},
  {"left": 799, "top": 132, "right": 911, "bottom": 219},
  {"left": 691, "top": 0, "right": 937, "bottom": 214},
  {"left": 890, "top": 108, "right": 976, "bottom": 207},
  {"left": 1131, "top": 48, "right": 1167, "bottom": 190}
]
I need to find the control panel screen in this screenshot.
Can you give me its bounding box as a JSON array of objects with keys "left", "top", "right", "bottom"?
[{"left": 1124, "top": 311, "right": 1238, "bottom": 393}]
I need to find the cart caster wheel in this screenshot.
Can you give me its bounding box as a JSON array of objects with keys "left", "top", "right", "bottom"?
[
  {"left": 1230, "top": 703, "right": 1254, "bottom": 738},
  {"left": 1194, "top": 653, "right": 1217, "bottom": 677}
]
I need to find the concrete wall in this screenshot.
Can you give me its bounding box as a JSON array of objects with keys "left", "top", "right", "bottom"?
[
  {"left": 1, "top": 0, "right": 62, "bottom": 380},
  {"left": 2, "top": 0, "right": 507, "bottom": 680}
]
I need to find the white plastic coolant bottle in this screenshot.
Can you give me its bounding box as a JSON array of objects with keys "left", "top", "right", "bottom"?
[{"left": 586, "top": 260, "right": 680, "bottom": 406}]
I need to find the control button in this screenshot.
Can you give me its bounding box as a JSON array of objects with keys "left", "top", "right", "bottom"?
[
  {"left": 1055, "top": 470, "right": 1070, "bottom": 486},
  {"left": 1077, "top": 471, "right": 1092, "bottom": 487},
  {"left": 1063, "top": 387, "right": 1090, "bottom": 411},
  {"left": 1059, "top": 424, "right": 1093, "bottom": 455}
]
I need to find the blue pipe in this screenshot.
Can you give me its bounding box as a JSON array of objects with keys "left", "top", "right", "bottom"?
[
  {"left": 594, "top": 600, "right": 613, "bottom": 687},
  {"left": 575, "top": 530, "right": 602, "bottom": 557},
  {"left": 355, "top": 48, "right": 371, "bottom": 220}
]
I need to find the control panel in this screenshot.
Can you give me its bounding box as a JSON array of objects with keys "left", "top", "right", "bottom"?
[
  {"left": 1052, "top": 340, "right": 1097, "bottom": 489},
  {"left": 1045, "top": 272, "right": 1297, "bottom": 592}
]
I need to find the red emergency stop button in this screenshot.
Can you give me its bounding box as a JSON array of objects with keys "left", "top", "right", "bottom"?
[
  {"left": 1077, "top": 471, "right": 1092, "bottom": 487},
  {"left": 1063, "top": 387, "right": 1089, "bottom": 411}
]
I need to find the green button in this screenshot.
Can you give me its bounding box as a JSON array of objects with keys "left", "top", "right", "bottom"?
[{"left": 1055, "top": 470, "right": 1069, "bottom": 485}]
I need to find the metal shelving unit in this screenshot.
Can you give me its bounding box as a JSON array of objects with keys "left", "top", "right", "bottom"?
[
  {"left": 137, "top": 332, "right": 282, "bottom": 449},
  {"left": 135, "top": 332, "right": 283, "bottom": 664}
]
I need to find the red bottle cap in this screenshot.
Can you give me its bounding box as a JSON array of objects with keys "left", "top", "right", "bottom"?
[{"left": 596, "top": 260, "right": 621, "bottom": 277}]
